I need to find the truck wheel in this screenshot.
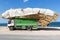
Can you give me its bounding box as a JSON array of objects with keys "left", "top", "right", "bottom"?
[
  {"left": 26, "top": 26, "right": 32, "bottom": 31},
  {"left": 9, "top": 26, "right": 14, "bottom": 31}
]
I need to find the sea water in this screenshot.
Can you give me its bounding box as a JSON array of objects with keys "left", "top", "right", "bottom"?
[
  {"left": 0, "top": 23, "right": 7, "bottom": 26},
  {"left": 0, "top": 22, "right": 60, "bottom": 27}
]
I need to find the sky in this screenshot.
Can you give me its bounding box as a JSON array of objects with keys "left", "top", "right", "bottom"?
[{"left": 0, "top": 0, "right": 60, "bottom": 23}]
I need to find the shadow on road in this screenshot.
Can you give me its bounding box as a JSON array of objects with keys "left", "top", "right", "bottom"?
[
  {"left": 15, "top": 28, "right": 60, "bottom": 31},
  {"left": 38, "top": 28, "right": 60, "bottom": 30}
]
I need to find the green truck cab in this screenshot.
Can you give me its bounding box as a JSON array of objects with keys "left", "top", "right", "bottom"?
[{"left": 8, "top": 18, "right": 38, "bottom": 30}]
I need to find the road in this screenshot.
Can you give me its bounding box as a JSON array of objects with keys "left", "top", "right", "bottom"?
[
  {"left": 0, "top": 27, "right": 60, "bottom": 40},
  {"left": 0, "top": 34, "right": 60, "bottom": 40},
  {"left": 0, "top": 30, "right": 60, "bottom": 40}
]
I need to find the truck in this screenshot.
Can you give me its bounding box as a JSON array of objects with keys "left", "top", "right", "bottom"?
[{"left": 8, "top": 18, "right": 38, "bottom": 30}]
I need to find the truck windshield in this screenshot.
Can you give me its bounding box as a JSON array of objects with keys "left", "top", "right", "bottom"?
[
  {"left": 8, "top": 20, "right": 14, "bottom": 24},
  {"left": 8, "top": 20, "right": 11, "bottom": 24}
]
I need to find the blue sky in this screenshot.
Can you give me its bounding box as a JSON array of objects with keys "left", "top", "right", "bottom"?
[{"left": 0, "top": 0, "right": 60, "bottom": 23}]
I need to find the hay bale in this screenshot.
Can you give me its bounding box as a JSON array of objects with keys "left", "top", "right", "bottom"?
[
  {"left": 45, "top": 15, "right": 53, "bottom": 22},
  {"left": 40, "top": 20, "right": 50, "bottom": 28},
  {"left": 53, "top": 13, "right": 58, "bottom": 20}
]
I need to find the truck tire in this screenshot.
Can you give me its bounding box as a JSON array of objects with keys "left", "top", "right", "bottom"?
[
  {"left": 9, "top": 26, "right": 14, "bottom": 31},
  {"left": 26, "top": 26, "right": 32, "bottom": 31}
]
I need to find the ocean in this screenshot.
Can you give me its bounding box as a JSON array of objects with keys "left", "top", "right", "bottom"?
[
  {"left": 0, "top": 23, "right": 7, "bottom": 26},
  {"left": 0, "top": 22, "right": 60, "bottom": 27},
  {"left": 48, "top": 22, "right": 60, "bottom": 27}
]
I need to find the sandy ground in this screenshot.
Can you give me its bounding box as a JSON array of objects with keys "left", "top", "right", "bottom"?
[
  {"left": 0, "top": 26, "right": 9, "bottom": 32},
  {"left": 0, "top": 26, "right": 60, "bottom": 35}
]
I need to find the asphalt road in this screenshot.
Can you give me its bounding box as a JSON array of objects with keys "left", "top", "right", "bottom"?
[
  {"left": 0, "top": 34, "right": 60, "bottom": 40},
  {"left": 0, "top": 27, "right": 60, "bottom": 40}
]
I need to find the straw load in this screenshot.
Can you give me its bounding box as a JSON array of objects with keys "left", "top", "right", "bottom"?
[{"left": 2, "top": 8, "right": 58, "bottom": 27}]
